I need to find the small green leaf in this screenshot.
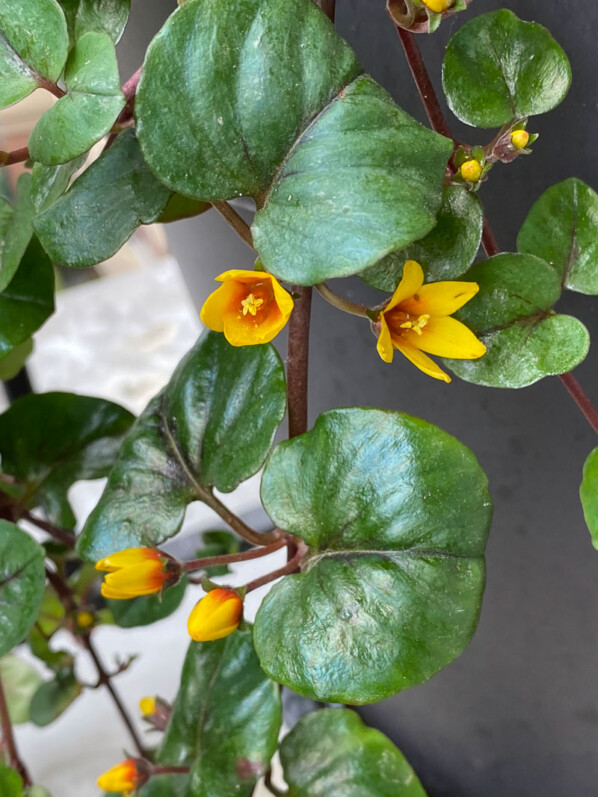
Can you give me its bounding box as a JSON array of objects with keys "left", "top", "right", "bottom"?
[
  {"left": 0, "top": 654, "right": 44, "bottom": 725},
  {"left": 0, "top": 392, "right": 134, "bottom": 528},
  {"left": 29, "top": 668, "right": 82, "bottom": 727},
  {"left": 0, "top": 236, "right": 55, "bottom": 361},
  {"left": 0, "top": 766, "right": 23, "bottom": 797},
  {"left": 0, "top": 521, "right": 46, "bottom": 658},
  {"left": 517, "top": 178, "right": 598, "bottom": 294},
  {"left": 581, "top": 448, "right": 598, "bottom": 549},
  {"left": 442, "top": 9, "right": 571, "bottom": 128},
  {"left": 0, "top": 0, "right": 69, "bottom": 109},
  {"left": 0, "top": 174, "right": 35, "bottom": 292},
  {"left": 280, "top": 709, "right": 426, "bottom": 796},
  {"left": 26, "top": 787, "right": 52, "bottom": 797},
  {"left": 28, "top": 31, "right": 125, "bottom": 165},
  {"left": 78, "top": 332, "right": 286, "bottom": 561},
  {"left": 59, "top": 0, "right": 130, "bottom": 45},
  {"left": 255, "top": 408, "right": 492, "bottom": 704},
  {"left": 0, "top": 339, "right": 34, "bottom": 381},
  {"left": 35, "top": 130, "right": 172, "bottom": 267},
  {"left": 107, "top": 577, "right": 188, "bottom": 628},
  {"left": 156, "top": 194, "right": 211, "bottom": 225},
  {"left": 31, "top": 155, "right": 87, "bottom": 213},
  {"left": 360, "top": 186, "right": 483, "bottom": 290}
]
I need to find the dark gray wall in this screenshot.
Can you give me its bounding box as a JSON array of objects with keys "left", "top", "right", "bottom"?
[{"left": 121, "top": 2, "right": 598, "bottom": 795}]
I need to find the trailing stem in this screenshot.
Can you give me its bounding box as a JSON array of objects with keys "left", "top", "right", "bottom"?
[
  {"left": 286, "top": 286, "right": 312, "bottom": 439},
  {"left": 180, "top": 538, "right": 287, "bottom": 572},
  {"left": 211, "top": 201, "right": 255, "bottom": 250},
  {"left": 244, "top": 541, "right": 306, "bottom": 593},
  {"left": 199, "top": 487, "right": 281, "bottom": 546},
  {"left": 0, "top": 674, "right": 31, "bottom": 785}
]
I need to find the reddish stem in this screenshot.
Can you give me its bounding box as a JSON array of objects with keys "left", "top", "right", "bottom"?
[
  {"left": 0, "top": 675, "right": 31, "bottom": 785},
  {"left": 37, "top": 78, "right": 65, "bottom": 99},
  {"left": 559, "top": 373, "right": 598, "bottom": 437},
  {"left": 121, "top": 66, "right": 143, "bottom": 102},
  {"left": 481, "top": 218, "right": 500, "bottom": 258},
  {"left": 287, "top": 287, "right": 313, "bottom": 439},
  {"left": 0, "top": 146, "right": 30, "bottom": 167},
  {"left": 22, "top": 511, "right": 76, "bottom": 548},
  {"left": 181, "top": 538, "right": 286, "bottom": 572},
  {"left": 244, "top": 542, "right": 306, "bottom": 593}
]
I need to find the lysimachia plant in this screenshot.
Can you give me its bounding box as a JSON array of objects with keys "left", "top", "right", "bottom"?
[{"left": 0, "top": 0, "right": 597, "bottom": 794}]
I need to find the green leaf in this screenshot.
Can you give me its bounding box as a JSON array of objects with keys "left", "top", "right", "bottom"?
[
  {"left": 78, "top": 332, "right": 286, "bottom": 561},
  {"left": 34, "top": 130, "right": 172, "bottom": 267},
  {"left": 0, "top": 392, "right": 134, "bottom": 528},
  {"left": 27, "top": 788, "right": 52, "bottom": 797},
  {"left": 360, "top": 186, "right": 483, "bottom": 290},
  {"left": 0, "top": 766, "right": 22, "bottom": 797},
  {"left": 580, "top": 448, "right": 598, "bottom": 549},
  {"left": 517, "top": 178, "right": 598, "bottom": 294},
  {"left": 28, "top": 31, "right": 125, "bottom": 165},
  {"left": 0, "top": 174, "right": 35, "bottom": 292},
  {"left": 136, "top": 0, "right": 451, "bottom": 285},
  {"left": 0, "top": 236, "right": 55, "bottom": 361},
  {"left": 29, "top": 668, "right": 82, "bottom": 726},
  {"left": 0, "top": 340, "right": 33, "bottom": 381},
  {"left": 280, "top": 709, "right": 426, "bottom": 797},
  {"left": 144, "top": 630, "right": 281, "bottom": 797},
  {"left": 442, "top": 9, "right": 571, "bottom": 128},
  {"left": 59, "top": 0, "right": 130, "bottom": 46},
  {"left": 31, "top": 155, "right": 87, "bottom": 213},
  {"left": 0, "top": 654, "right": 44, "bottom": 725},
  {"left": 255, "top": 408, "right": 491, "bottom": 704},
  {"left": 444, "top": 254, "right": 590, "bottom": 388},
  {"left": 156, "top": 194, "right": 211, "bottom": 225},
  {"left": 0, "top": 0, "right": 69, "bottom": 109},
  {"left": 107, "top": 577, "right": 188, "bottom": 628},
  {"left": 0, "top": 521, "right": 46, "bottom": 658}
]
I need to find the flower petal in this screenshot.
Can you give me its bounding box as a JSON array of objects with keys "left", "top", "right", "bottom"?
[
  {"left": 270, "top": 275, "right": 294, "bottom": 321},
  {"left": 376, "top": 316, "right": 394, "bottom": 363},
  {"left": 187, "top": 588, "right": 243, "bottom": 642},
  {"left": 393, "top": 338, "right": 451, "bottom": 382},
  {"left": 223, "top": 304, "right": 286, "bottom": 346},
  {"left": 102, "top": 560, "right": 165, "bottom": 599},
  {"left": 214, "top": 269, "right": 265, "bottom": 284},
  {"left": 97, "top": 760, "right": 138, "bottom": 793},
  {"left": 401, "top": 280, "right": 479, "bottom": 317},
  {"left": 200, "top": 280, "right": 246, "bottom": 333},
  {"left": 416, "top": 315, "right": 487, "bottom": 359},
  {"left": 384, "top": 260, "right": 424, "bottom": 312},
  {"left": 95, "top": 548, "right": 159, "bottom": 573}
]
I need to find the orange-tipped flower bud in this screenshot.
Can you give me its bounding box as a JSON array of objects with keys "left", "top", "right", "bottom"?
[
  {"left": 95, "top": 548, "right": 169, "bottom": 600},
  {"left": 187, "top": 588, "right": 243, "bottom": 642},
  {"left": 422, "top": 0, "right": 454, "bottom": 11},
  {"left": 460, "top": 159, "right": 483, "bottom": 183},
  {"left": 97, "top": 759, "right": 142, "bottom": 794},
  {"left": 511, "top": 129, "right": 530, "bottom": 149}
]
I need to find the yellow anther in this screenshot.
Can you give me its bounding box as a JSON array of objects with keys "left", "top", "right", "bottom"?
[
  {"left": 511, "top": 130, "right": 530, "bottom": 149},
  {"left": 400, "top": 314, "right": 430, "bottom": 336},
  {"left": 241, "top": 293, "right": 264, "bottom": 316}
]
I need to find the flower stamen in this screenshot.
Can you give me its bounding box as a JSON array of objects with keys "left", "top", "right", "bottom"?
[
  {"left": 400, "top": 313, "right": 430, "bottom": 336},
  {"left": 241, "top": 293, "right": 264, "bottom": 317}
]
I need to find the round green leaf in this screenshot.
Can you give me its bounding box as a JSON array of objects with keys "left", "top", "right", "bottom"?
[
  {"left": 0, "top": 766, "right": 22, "bottom": 797},
  {"left": 0, "top": 392, "right": 134, "bottom": 528},
  {"left": 446, "top": 314, "right": 590, "bottom": 389},
  {"left": 280, "top": 709, "right": 426, "bottom": 797},
  {"left": 0, "top": 236, "right": 55, "bottom": 361},
  {"left": 517, "top": 178, "right": 598, "bottom": 295},
  {"left": 581, "top": 448, "right": 598, "bottom": 550},
  {"left": 34, "top": 130, "right": 172, "bottom": 267},
  {"left": 29, "top": 668, "right": 81, "bottom": 727},
  {"left": 107, "top": 577, "right": 187, "bottom": 628},
  {"left": 255, "top": 408, "right": 492, "bottom": 704},
  {"left": 442, "top": 9, "right": 571, "bottom": 128},
  {"left": 28, "top": 31, "right": 125, "bottom": 165},
  {"left": 0, "top": 0, "right": 69, "bottom": 109},
  {"left": 0, "top": 521, "right": 46, "bottom": 658},
  {"left": 58, "top": 0, "right": 130, "bottom": 46},
  {"left": 0, "top": 340, "right": 34, "bottom": 381},
  {"left": 78, "top": 332, "right": 286, "bottom": 561},
  {"left": 0, "top": 174, "right": 35, "bottom": 293},
  {"left": 0, "top": 654, "right": 44, "bottom": 725},
  {"left": 31, "top": 155, "right": 87, "bottom": 213},
  {"left": 360, "top": 186, "right": 483, "bottom": 291}
]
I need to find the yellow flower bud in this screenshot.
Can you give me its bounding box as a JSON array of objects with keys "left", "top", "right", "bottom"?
[
  {"left": 187, "top": 588, "right": 243, "bottom": 642},
  {"left": 510, "top": 129, "right": 530, "bottom": 149},
  {"left": 422, "top": 0, "right": 454, "bottom": 11},
  {"left": 139, "top": 696, "right": 156, "bottom": 716},
  {"left": 95, "top": 547, "right": 170, "bottom": 600},
  {"left": 460, "top": 159, "right": 483, "bottom": 183},
  {"left": 97, "top": 759, "right": 141, "bottom": 794},
  {"left": 76, "top": 611, "right": 94, "bottom": 629}
]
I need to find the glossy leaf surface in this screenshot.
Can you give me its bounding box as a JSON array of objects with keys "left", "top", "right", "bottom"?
[
  {"left": 35, "top": 130, "right": 172, "bottom": 266},
  {"left": 442, "top": 10, "right": 571, "bottom": 128},
  {"left": 0, "top": 174, "right": 35, "bottom": 292},
  {"left": 0, "top": 0, "right": 68, "bottom": 109},
  {"left": 78, "top": 332, "right": 286, "bottom": 561},
  {"left": 361, "top": 186, "right": 483, "bottom": 290},
  {"left": 0, "top": 522, "right": 45, "bottom": 658},
  {"left": 29, "top": 668, "right": 81, "bottom": 726},
  {"left": 29, "top": 31, "right": 125, "bottom": 165},
  {"left": 255, "top": 408, "right": 491, "bottom": 704},
  {"left": 31, "top": 155, "right": 87, "bottom": 213},
  {"left": 0, "top": 393, "right": 134, "bottom": 528},
  {"left": 108, "top": 577, "right": 187, "bottom": 628},
  {"left": 281, "top": 709, "right": 426, "bottom": 796},
  {"left": 59, "top": 0, "right": 130, "bottom": 45},
  {"left": 517, "top": 178, "right": 598, "bottom": 294},
  {"left": 580, "top": 448, "right": 598, "bottom": 549}
]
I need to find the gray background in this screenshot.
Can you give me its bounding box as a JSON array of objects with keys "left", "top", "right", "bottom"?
[{"left": 118, "top": 2, "right": 598, "bottom": 795}]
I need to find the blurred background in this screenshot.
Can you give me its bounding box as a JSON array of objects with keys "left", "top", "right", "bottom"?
[{"left": 2, "top": 1, "right": 598, "bottom": 795}]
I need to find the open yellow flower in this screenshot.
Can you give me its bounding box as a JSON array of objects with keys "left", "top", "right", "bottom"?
[
  {"left": 376, "top": 260, "right": 486, "bottom": 383},
  {"left": 200, "top": 269, "right": 294, "bottom": 347},
  {"left": 97, "top": 759, "right": 141, "bottom": 794},
  {"left": 95, "top": 547, "right": 169, "bottom": 599},
  {"left": 187, "top": 588, "right": 243, "bottom": 642}
]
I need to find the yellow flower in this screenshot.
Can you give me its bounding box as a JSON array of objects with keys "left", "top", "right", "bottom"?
[
  {"left": 187, "top": 588, "right": 243, "bottom": 642},
  {"left": 376, "top": 260, "right": 486, "bottom": 383},
  {"left": 511, "top": 130, "right": 530, "bottom": 149},
  {"left": 200, "top": 269, "right": 294, "bottom": 347},
  {"left": 95, "top": 548, "right": 169, "bottom": 600},
  {"left": 460, "top": 159, "right": 483, "bottom": 182},
  {"left": 422, "top": 0, "right": 454, "bottom": 11},
  {"left": 139, "top": 696, "right": 156, "bottom": 716},
  {"left": 97, "top": 759, "right": 141, "bottom": 794}
]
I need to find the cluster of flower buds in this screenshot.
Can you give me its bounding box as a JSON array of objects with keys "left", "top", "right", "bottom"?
[
  {"left": 139, "top": 695, "right": 172, "bottom": 732},
  {"left": 387, "top": 0, "right": 472, "bottom": 34}
]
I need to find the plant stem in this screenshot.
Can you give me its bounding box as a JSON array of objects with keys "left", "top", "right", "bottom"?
[
  {"left": 181, "top": 538, "right": 286, "bottom": 572},
  {"left": 396, "top": 26, "right": 598, "bottom": 439},
  {"left": 245, "top": 542, "right": 306, "bottom": 593},
  {"left": 287, "top": 286, "right": 313, "bottom": 438},
  {"left": 37, "top": 78, "right": 65, "bottom": 99},
  {"left": 21, "top": 511, "right": 76, "bottom": 548},
  {"left": 317, "top": 0, "right": 336, "bottom": 22},
  {"left": 199, "top": 487, "right": 281, "bottom": 546},
  {"left": 0, "top": 146, "right": 30, "bottom": 167},
  {"left": 264, "top": 769, "right": 288, "bottom": 797},
  {"left": 315, "top": 283, "right": 370, "bottom": 318},
  {"left": 121, "top": 66, "right": 143, "bottom": 103},
  {"left": 151, "top": 766, "right": 190, "bottom": 776},
  {"left": 0, "top": 674, "right": 31, "bottom": 786},
  {"left": 212, "top": 201, "right": 256, "bottom": 250}
]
